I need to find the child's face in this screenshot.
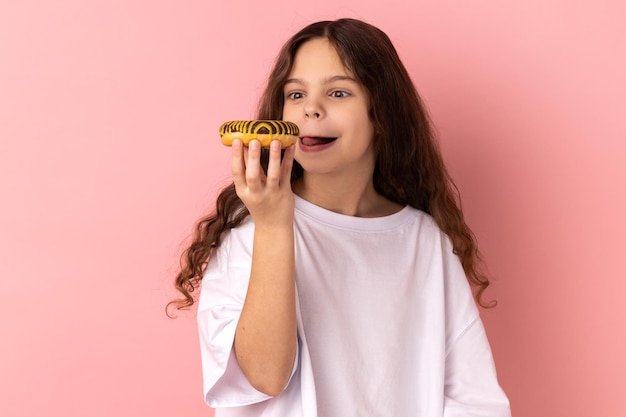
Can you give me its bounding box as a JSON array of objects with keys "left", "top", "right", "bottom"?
[{"left": 282, "top": 38, "right": 376, "bottom": 180}]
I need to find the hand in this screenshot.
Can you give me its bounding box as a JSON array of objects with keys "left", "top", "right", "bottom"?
[{"left": 232, "top": 139, "right": 296, "bottom": 228}]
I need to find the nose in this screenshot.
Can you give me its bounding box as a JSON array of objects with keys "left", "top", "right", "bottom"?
[{"left": 304, "top": 99, "right": 323, "bottom": 120}]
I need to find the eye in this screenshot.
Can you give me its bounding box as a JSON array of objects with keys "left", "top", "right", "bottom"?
[
  {"left": 330, "top": 90, "right": 349, "bottom": 98},
  {"left": 286, "top": 91, "right": 304, "bottom": 100}
]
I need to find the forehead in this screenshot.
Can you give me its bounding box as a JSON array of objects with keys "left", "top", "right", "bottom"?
[{"left": 288, "top": 38, "right": 352, "bottom": 77}]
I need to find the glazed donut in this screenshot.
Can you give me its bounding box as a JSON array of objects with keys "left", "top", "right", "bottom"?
[{"left": 219, "top": 120, "right": 299, "bottom": 148}]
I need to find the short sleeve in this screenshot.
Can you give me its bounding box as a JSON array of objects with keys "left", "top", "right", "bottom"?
[
  {"left": 440, "top": 235, "right": 511, "bottom": 417},
  {"left": 196, "top": 227, "right": 272, "bottom": 407},
  {"left": 443, "top": 318, "right": 511, "bottom": 417}
]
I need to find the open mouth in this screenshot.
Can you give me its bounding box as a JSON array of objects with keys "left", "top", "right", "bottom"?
[{"left": 300, "top": 136, "right": 337, "bottom": 146}]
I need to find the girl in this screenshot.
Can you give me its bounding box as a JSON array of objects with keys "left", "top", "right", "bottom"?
[{"left": 171, "top": 18, "right": 510, "bottom": 417}]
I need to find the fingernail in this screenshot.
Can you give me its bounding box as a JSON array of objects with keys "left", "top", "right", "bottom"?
[{"left": 271, "top": 140, "right": 280, "bottom": 151}]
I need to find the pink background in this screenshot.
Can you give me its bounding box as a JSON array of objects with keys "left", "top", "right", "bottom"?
[{"left": 1, "top": 1, "right": 624, "bottom": 416}]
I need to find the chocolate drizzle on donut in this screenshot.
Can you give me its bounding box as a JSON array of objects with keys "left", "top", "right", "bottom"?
[{"left": 219, "top": 120, "right": 300, "bottom": 137}]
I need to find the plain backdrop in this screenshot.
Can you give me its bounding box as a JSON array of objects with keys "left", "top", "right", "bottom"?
[{"left": 1, "top": 1, "right": 624, "bottom": 416}]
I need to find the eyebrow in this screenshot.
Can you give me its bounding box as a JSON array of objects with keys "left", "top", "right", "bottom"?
[{"left": 284, "top": 75, "right": 358, "bottom": 85}]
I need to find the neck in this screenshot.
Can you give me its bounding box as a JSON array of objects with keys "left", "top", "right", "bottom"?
[{"left": 293, "top": 173, "right": 402, "bottom": 218}]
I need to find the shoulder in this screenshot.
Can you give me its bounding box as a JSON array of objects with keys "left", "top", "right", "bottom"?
[
  {"left": 206, "top": 216, "right": 255, "bottom": 272},
  {"left": 227, "top": 215, "right": 255, "bottom": 240},
  {"left": 404, "top": 206, "right": 447, "bottom": 242},
  {"left": 405, "top": 206, "right": 437, "bottom": 227}
]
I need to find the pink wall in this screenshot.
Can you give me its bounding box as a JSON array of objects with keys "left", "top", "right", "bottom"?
[{"left": 1, "top": 1, "right": 624, "bottom": 416}]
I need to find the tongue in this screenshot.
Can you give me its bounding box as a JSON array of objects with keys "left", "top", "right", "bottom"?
[{"left": 301, "top": 137, "right": 335, "bottom": 146}]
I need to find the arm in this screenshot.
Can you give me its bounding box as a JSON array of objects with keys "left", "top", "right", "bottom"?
[{"left": 231, "top": 139, "right": 297, "bottom": 396}]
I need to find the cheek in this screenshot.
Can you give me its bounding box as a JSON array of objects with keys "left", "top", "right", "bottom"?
[
  {"left": 282, "top": 105, "right": 297, "bottom": 122},
  {"left": 351, "top": 114, "right": 375, "bottom": 144}
]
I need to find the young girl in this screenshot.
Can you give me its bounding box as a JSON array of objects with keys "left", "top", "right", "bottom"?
[{"left": 171, "top": 18, "right": 510, "bottom": 417}]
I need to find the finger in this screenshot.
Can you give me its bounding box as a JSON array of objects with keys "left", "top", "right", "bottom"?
[
  {"left": 245, "top": 140, "right": 264, "bottom": 191},
  {"left": 280, "top": 144, "right": 296, "bottom": 187},
  {"left": 266, "top": 140, "right": 282, "bottom": 188},
  {"left": 242, "top": 144, "right": 249, "bottom": 168},
  {"left": 231, "top": 140, "right": 248, "bottom": 191}
]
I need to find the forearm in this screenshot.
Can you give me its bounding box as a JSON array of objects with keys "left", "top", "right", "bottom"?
[{"left": 234, "top": 222, "right": 297, "bottom": 396}]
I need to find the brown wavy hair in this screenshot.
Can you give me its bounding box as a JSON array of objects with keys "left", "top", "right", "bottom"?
[{"left": 167, "top": 18, "right": 494, "bottom": 316}]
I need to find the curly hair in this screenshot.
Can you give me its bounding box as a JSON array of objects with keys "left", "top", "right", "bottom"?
[{"left": 167, "top": 18, "right": 495, "bottom": 315}]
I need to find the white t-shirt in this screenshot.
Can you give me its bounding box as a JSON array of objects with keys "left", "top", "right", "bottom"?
[{"left": 197, "top": 195, "right": 510, "bottom": 417}]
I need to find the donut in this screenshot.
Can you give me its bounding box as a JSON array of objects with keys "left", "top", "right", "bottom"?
[{"left": 219, "top": 120, "right": 299, "bottom": 148}]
